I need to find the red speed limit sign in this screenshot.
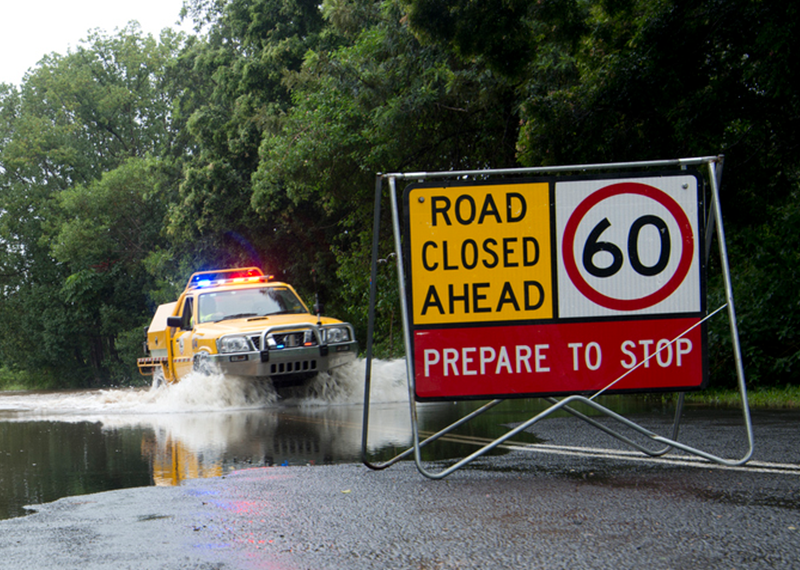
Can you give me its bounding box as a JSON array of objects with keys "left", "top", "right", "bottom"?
[{"left": 555, "top": 175, "right": 702, "bottom": 318}]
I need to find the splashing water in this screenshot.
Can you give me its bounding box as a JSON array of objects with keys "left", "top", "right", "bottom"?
[
  {"left": 148, "top": 372, "right": 281, "bottom": 412},
  {"left": 297, "top": 358, "right": 409, "bottom": 407},
  {"left": 0, "top": 358, "right": 409, "bottom": 419}
]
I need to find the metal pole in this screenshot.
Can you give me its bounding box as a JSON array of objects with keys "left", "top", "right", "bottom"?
[
  {"left": 707, "top": 159, "right": 754, "bottom": 462},
  {"left": 362, "top": 176, "right": 386, "bottom": 468},
  {"left": 386, "top": 176, "right": 424, "bottom": 466},
  {"left": 382, "top": 156, "right": 722, "bottom": 182}
]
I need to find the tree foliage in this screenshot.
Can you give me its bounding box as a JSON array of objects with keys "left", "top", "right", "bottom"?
[
  {"left": 1, "top": 0, "right": 799, "bottom": 387},
  {"left": 0, "top": 26, "right": 184, "bottom": 385}
]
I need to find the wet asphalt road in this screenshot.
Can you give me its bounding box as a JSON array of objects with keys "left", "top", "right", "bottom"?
[{"left": 0, "top": 408, "right": 798, "bottom": 570}]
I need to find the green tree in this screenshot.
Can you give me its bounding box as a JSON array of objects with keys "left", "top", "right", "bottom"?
[
  {"left": 166, "top": 0, "right": 329, "bottom": 286},
  {"left": 0, "top": 26, "right": 185, "bottom": 385},
  {"left": 49, "top": 158, "right": 172, "bottom": 382},
  {"left": 251, "top": 0, "right": 521, "bottom": 349}
]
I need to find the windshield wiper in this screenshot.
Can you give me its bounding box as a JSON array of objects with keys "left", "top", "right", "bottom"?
[{"left": 219, "top": 312, "right": 259, "bottom": 321}]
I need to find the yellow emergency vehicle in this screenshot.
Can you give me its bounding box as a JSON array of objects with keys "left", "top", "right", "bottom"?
[{"left": 137, "top": 267, "right": 358, "bottom": 386}]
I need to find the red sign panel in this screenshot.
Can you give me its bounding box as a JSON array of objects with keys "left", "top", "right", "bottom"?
[{"left": 413, "top": 318, "right": 704, "bottom": 399}]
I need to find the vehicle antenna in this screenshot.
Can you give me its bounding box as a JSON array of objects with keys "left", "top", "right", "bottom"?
[{"left": 311, "top": 268, "right": 322, "bottom": 327}]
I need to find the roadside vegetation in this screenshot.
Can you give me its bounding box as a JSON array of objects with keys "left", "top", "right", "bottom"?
[
  {"left": 682, "top": 386, "right": 800, "bottom": 410},
  {"left": 1, "top": 0, "right": 799, "bottom": 391}
]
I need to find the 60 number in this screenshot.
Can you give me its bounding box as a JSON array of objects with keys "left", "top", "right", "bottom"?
[{"left": 583, "top": 215, "right": 671, "bottom": 278}]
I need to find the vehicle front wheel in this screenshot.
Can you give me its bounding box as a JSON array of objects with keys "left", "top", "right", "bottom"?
[{"left": 193, "top": 352, "right": 215, "bottom": 376}]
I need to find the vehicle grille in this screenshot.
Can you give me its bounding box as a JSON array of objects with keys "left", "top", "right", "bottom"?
[
  {"left": 275, "top": 331, "right": 318, "bottom": 347},
  {"left": 251, "top": 330, "right": 319, "bottom": 350},
  {"left": 270, "top": 360, "right": 317, "bottom": 375}
]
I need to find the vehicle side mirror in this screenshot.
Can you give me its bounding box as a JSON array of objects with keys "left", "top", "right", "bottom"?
[{"left": 167, "top": 316, "right": 183, "bottom": 329}]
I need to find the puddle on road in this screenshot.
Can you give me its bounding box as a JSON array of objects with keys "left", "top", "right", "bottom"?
[{"left": 0, "top": 360, "right": 401, "bottom": 519}]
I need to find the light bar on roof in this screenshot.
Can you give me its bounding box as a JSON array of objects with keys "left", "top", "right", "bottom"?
[
  {"left": 185, "top": 267, "right": 266, "bottom": 290},
  {"left": 190, "top": 275, "right": 271, "bottom": 290}
]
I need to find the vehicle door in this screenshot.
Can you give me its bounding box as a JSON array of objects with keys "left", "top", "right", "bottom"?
[{"left": 171, "top": 295, "right": 196, "bottom": 380}]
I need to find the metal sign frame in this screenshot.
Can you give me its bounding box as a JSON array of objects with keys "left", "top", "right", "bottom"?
[{"left": 361, "top": 156, "right": 754, "bottom": 478}]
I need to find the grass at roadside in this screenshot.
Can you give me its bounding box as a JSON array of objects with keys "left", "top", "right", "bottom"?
[
  {"left": 0, "top": 366, "right": 61, "bottom": 391},
  {"left": 682, "top": 385, "right": 800, "bottom": 409}
]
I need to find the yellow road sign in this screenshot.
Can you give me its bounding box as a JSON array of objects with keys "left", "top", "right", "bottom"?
[{"left": 406, "top": 182, "right": 553, "bottom": 325}]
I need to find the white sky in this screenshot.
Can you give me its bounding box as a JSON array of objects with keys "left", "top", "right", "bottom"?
[{"left": 0, "top": 0, "right": 193, "bottom": 86}]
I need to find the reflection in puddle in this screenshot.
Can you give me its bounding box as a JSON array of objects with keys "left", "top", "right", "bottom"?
[{"left": 137, "top": 403, "right": 420, "bottom": 486}]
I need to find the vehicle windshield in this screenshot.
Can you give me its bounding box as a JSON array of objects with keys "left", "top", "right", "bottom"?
[{"left": 197, "top": 286, "right": 307, "bottom": 323}]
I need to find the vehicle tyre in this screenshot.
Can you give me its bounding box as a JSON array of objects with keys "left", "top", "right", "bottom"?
[
  {"left": 152, "top": 367, "right": 166, "bottom": 389},
  {"left": 193, "top": 352, "right": 214, "bottom": 376}
]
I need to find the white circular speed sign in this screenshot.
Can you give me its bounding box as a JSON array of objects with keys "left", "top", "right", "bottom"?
[{"left": 555, "top": 175, "right": 702, "bottom": 318}]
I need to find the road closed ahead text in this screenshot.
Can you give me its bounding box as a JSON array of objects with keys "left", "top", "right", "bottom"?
[{"left": 407, "top": 183, "right": 553, "bottom": 325}]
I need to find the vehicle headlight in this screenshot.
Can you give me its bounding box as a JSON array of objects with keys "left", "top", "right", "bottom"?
[
  {"left": 219, "top": 336, "right": 250, "bottom": 353},
  {"left": 324, "top": 326, "right": 350, "bottom": 344}
]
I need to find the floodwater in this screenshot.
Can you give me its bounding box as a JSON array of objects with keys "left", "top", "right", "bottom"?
[
  {"left": 1, "top": 359, "right": 533, "bottom": 521},
  {"left": 0, "top": 359, "right": 412, "bottom": 520}
]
